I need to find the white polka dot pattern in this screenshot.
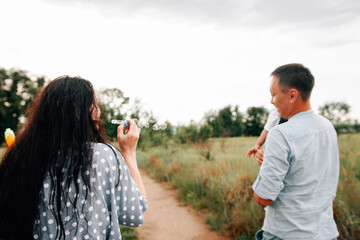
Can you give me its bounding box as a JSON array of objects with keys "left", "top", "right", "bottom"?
[{"left": 33, "top": 143, "right": 147, "bottom": 239}]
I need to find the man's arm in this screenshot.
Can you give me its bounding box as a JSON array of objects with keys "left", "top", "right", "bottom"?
[
  {"left": 254, "top": 192, "right": 272, "bottom": 207},
  {"left": 252, "top": 128, "right": 290, "bottom": 206}
]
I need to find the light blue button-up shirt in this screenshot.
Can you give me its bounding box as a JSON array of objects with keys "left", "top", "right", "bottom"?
[{"left": 253, "top": 110, "right": 339, "bottom": 240}]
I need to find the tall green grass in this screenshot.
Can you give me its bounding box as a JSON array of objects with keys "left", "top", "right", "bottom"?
[
  {"left": 137, "top": 134, "right": 360, "bottom": 239},
  {"left": 119, "top": 226, "right": 138, "bottom": 240},
  {"left": 2, "top": 134, "right": 358, "bottom": 239},
  {"left": 334, "top": 134, "right": 360, "bottom": 239}
]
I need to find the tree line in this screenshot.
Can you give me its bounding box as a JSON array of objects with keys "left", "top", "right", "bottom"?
[{"left": 1, "top": 68, "right": 359, "bottom": 146}]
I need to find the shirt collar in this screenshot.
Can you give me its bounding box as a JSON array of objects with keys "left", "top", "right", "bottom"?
[{"left": 289, "top": 109, "right": 314, "bottom": 121}]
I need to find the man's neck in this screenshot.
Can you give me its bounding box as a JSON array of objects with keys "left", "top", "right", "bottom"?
[{"left": 287, "top": 101, "right": 311, "bottom": 119}]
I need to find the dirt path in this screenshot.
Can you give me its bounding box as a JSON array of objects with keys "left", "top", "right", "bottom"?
[{"left": 137, "top": 170, "right": 231, "bottom": 240}]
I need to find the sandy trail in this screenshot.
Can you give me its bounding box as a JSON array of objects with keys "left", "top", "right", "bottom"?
[{"left": 137, "top": 170, "right": 230, "bottom": 240}]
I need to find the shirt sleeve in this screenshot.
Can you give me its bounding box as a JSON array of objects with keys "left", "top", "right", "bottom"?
[
  {"left": 264, "top": 109, "right": 280, "bottom": 132},
  {"left": 94, "top": 144, "right": 148, "bottom": 228},
  {"left": 112, "top": 147, "right": 148, "bottom": 227},
  {"left": 252, "top": 128, "right": 290, "bottom": 201}
]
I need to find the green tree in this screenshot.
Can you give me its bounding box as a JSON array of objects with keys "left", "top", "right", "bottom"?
[
  {"left": 318, "top": 101, "right": 356, "bottom": 133},
  {"left": 244, "top": 106, "right": 269, "bottom": 136},
  {"left": 0, "top": 68, "right": 45, "bottom": 143},
  {"left": 319, "top": 101, "right": 351, "bottom": 125},
  {"left": 205, "top": 105, "right": 244, "bottom": 137},
  {"left": 353, "top": 120, "right": 360, "bottom": 133},
  {"left": 175, "top": 124, "right": 199, "bottom": 144},
  {"left": 98, "top": 88, "right": 129, "bottom": 139},
  {"left": 204, "top": 110, "right": 220, "bottom": 137},
  {"left": 231, "top": 106, "right": 245, "bottom": 137},
  {"left": 129, "top": 98, "right": 150, "bottom": 121},
  {"left": 199, "top": 124, "right": 213, "bottom": 142},
  {"left": 217, "top": 106, "right": 233, "bottom": 137}
]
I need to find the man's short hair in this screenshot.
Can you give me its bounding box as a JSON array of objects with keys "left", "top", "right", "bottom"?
[{"left": 271, "top": 63, "right": 314, "bottom": 101}]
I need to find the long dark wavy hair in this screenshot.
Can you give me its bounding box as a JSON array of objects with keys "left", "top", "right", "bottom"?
[{"left": 0, "top": 76, "right": 107, "bottom": 239}]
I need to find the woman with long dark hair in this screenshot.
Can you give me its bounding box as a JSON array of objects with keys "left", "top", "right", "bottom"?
[{"left": 0, "top": 76, "right": 147, "bottom": 239}]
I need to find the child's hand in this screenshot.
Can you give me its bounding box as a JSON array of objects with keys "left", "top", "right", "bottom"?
[
  {"left": 247, "top": 144, "right": 260, "bottom": 158},
  {"left": 256, "top": 149, "right": 264, "bottom": 166}
]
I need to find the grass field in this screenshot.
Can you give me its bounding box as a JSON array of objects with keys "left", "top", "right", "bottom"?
[
  {"left": 1, "top": 134, "right": 359, "bottom": 239},
  {"left": 136, "top": 134, "right": 360, "bottom": 240}
]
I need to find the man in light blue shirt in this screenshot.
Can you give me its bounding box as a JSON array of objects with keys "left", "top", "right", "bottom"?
[{"left": 252, "top": 63, "right": 339, "bottom": 240}]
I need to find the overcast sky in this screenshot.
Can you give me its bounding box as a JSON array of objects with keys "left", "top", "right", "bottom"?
[{"left": 1, "top": 0, "right": 360, "bottom": 125}]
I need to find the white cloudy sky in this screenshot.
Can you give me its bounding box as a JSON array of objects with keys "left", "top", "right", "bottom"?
[{"left": 1, "top": 0, "right": 360, "bottom": 125}]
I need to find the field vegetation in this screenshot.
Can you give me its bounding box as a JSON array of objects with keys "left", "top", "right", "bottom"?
[
  {"left": 2, "top": 135, "right": 359, "bottom": 239},
  {"left": 1, "top": 67, "right": 359, "bottom": 239},
  {"left": 136, "top": 134, "right": 360, "bottom": 239}
]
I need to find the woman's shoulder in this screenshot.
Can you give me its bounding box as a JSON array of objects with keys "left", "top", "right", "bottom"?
[
  {"left": 91, "top": 142, "right": 121, "bottom": 158},
  {"left": 92, "top": 142, "right": 117, "bottom": 151},
  {"left": 90, "top": 143, "right": 123, "bottom": 173}
]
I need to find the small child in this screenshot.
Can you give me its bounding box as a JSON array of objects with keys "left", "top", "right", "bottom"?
[{"left": 247, "top": 108, "right": 287, "bottom": 160}]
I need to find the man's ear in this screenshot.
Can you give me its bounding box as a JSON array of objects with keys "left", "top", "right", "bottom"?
[{"left": 289, "top": 89, "right": 299, "bottom": 103}]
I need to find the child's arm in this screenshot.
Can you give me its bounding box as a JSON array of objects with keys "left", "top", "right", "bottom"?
[{"left": 247, "top": 129, "right": 268, "bottom": 158}]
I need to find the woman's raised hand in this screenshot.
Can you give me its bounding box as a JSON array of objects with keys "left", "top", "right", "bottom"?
[{"left": 117, "top": 119, "right": 141, "bottom": 165}]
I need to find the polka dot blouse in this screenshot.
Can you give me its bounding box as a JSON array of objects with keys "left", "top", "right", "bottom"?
[{"left": 33, "top": 143, "right": 148, "bottom": 239}]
